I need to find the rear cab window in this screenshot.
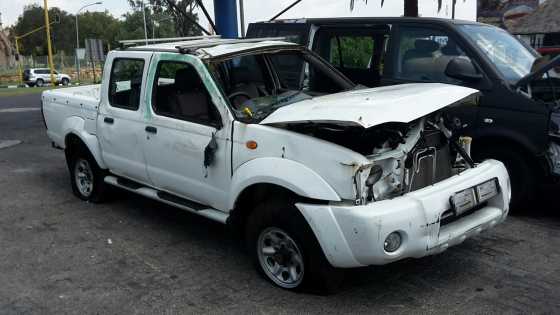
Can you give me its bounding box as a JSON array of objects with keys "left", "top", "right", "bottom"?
[{"left": 108, "top": 58, "right": 145, "bottom": 110}]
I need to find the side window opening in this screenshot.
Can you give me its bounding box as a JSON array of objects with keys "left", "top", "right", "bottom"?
[
  {"left": 152, "top": 61, "right": 221, "bottom": 127},
  {"left": 108, "top": 58, "right": 145, "bottom": 110},
  {"left": 315, "top": 27, "right": 390, "bottom": 87}
]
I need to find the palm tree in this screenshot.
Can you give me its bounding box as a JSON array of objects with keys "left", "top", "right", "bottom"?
[{"left": 350, "top": 0, "right": 460, "bottom": 18}]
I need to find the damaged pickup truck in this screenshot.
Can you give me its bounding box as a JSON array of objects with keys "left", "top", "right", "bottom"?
[{"left": 41, "top": 37, "right": 510, "bottom": 292}]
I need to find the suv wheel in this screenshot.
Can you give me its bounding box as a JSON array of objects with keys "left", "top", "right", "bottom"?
[
  {"left": 246, "top": 196, "right": 344, "bottom": 293},
  {"left": 473, "top": 146, "right": 536, "bottom": 212},
  {"left": 68, "top": 148, "right": 108, "bottom": 203},
  {"left": 36, "top": 79, "right": 44, "bottom": 87},
  {"left": 61, "top": 78, "right": 69, "bottom": 86}
]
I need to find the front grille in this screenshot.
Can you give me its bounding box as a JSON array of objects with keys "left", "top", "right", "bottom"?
[{"left": 405, "top": 129, "right": 453, "bottom": 192}]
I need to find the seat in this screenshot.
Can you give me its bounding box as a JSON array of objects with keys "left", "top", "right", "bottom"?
[
  {"left": 169, "top": 67, "right": 210, "bottom": 121},
  {"left": 402, "top": 39, "right": 441, "bottom": 80}
]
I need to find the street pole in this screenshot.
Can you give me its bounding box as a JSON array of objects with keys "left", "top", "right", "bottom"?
[
  {"left": 15, "top": 37, "right": 22, "bottom": 85},
  {"left": 75, "top": 2, "right": 102, "bottom": 85},
  {"left": 75, "top": 14, "right": 80, "bottom": 84},
  {"left": 239, "top": 0, "right": 245, "bottom": 37},
  {"left": 142, "top": 1, "right": 148, "bottom": 45},
  {"left": 43, "top": 0, "right": 56, "bottom": 86}
]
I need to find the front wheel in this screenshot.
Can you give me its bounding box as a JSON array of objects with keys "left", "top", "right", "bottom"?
[
  {"left": 473, "top": 146, "right": 537, "bottom": 212},
  {"left": 246, "top": 196, "right": 344, "bottom": 293},
  {"left": 68, "top": 149, "right": 109, "bottom": 203},
  {"left": 61, "top": 78, "right": 69, "bottom": 86}
]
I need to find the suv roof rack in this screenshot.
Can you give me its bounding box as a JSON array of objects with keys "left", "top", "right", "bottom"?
[
  {"left": 119, "top": 35, "right": 221, "bottom": 48},
  {"left": 174, "top": 37, "right": 287, "bottom": 54}
]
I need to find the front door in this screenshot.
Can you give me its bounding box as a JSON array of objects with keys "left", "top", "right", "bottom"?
[
  {"left": 97, "top": 52, "right": 153, "bottom": 184},
  {"left": 143, "top": 54, "right": 231, "bottom": 211}
]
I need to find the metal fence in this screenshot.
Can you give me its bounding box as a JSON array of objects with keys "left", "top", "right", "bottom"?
[{"left": 0, "top": 53, "right": 105, "bottom": 84}]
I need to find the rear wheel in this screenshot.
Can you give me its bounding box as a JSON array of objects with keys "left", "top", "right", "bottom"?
[
  {"left": 36, "top": 79, "right": 44, "bottom": 87},
  {"left": 246, "top": 196, "right": 344, "bottom": 293},
  {"left": 473, "top": 146, "right": 537, "bottom": 212},
  {"left": 67, "top": 148, "right": 108, "bottom": 203}
]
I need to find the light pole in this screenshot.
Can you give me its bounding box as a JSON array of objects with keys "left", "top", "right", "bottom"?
[
  {"left": 75, "top": 1, "right": 102, "bottom": 84},
  {"left": 141, "top": 2, "right": 154, "bottom": 45}
]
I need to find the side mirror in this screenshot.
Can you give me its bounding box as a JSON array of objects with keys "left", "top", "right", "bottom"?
[{"left": 445, "top": 57, "right": 483, "bottom": 83}]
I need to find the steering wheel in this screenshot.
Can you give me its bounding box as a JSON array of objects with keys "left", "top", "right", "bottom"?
[{"left": 228, "top": 91, "right": 252, "bottom": 110}]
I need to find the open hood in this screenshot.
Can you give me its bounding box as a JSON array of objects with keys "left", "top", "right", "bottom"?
[
  {"left": 514, "top": 54, "right": 560, "bottom": 89},
  {"left": 259, "top": 83, "right": 479, "bottom": 128}
]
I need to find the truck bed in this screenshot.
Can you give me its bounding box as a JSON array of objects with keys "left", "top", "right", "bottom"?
[{"left": 42, "top": 84, "right": 101, "bottom": 148}]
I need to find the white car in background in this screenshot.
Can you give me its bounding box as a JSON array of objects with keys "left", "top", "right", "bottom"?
[{"left": 24, "top": 68, "right": 71, "bottom": 87}]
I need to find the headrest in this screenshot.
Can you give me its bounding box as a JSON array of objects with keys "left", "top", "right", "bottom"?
[
  {"left": 174, "top": 66, "right": 203, "bottom": 92},
  {"left": 414, "top": 39, "right": 440, "bottom": 53},
  {"left": 441, "top": 42, "right": 461, "bottom": 56}
]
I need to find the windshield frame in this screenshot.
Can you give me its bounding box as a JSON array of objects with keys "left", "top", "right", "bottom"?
[
  {"left": 457, "top": 23, "right": 539, "bottom": 84},
  {"left": 206, "top": 46, "right": 356, "bottom": 122}
]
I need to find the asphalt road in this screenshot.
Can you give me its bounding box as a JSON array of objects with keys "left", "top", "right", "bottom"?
[{"left": 1, "top": 93, "right": 559, "bottom": 314}]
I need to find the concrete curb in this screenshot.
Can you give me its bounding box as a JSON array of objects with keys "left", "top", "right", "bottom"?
[{"left": 0, "top": 83, "right": 81, "bottom": 89}]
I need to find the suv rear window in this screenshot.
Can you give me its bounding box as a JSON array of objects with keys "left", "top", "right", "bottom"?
[{"left": 246, "top": 23, "right": 309, "bottom": 44}]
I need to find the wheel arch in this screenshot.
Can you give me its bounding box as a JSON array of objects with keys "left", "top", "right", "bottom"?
[
  {"left": 471, "top": 133, "right": 547, "bottom": 177},
  {"left": 64, "top": 129, "right": 106, "bottom": 170},
  {"left": 227, "top": 157, "right": 341, "bottom": 235}
]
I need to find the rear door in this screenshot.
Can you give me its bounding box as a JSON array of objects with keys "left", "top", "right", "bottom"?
[
  {"left": 97, "top": 52, "right": 153, "bottom": 184},
  {"left": 312, "top": 25, "right": 390, "bottom": 87}
]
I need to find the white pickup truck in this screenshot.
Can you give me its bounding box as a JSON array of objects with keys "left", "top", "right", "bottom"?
[{"left": 42, "top": 37, "right": 510, "bottom": 292}]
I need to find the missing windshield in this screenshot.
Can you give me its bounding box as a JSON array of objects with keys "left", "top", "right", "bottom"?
[{"left": 208, "top": 49, "right": 354, "bottom": 122}]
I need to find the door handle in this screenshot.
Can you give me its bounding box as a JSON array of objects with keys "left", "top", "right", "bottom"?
[
  {"left": 104, "top": 117, "right": 114, "bottom": 124},
  {"left": 145, "top": 126, "right": 157, "bottom": 134}
]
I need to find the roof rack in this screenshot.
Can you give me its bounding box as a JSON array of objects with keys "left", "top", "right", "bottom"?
[
  {"left": 174, "top": 37, "right": 287, "bottom": 53},
  {"left": 119, "top": 35, "right": 221, "bottom": 48}
]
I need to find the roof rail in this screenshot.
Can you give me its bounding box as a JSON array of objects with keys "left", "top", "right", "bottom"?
[
  {"left": 119, "top": 35, "right": 221, "bottom": 47},
  {"left": 175, "top": 37, "right": 287, "bottom": 53}
]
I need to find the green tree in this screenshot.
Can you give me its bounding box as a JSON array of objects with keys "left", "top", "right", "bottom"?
[
  {"left": 128, "top": 0, "right": 203, "bottom": 36},
  {"left": 78, "top": 11, "right": 121, "bottom": 49},
  {"left": 350, "top": 0, "right": 464, "bottom": 17},
  {"left": 13, "top": 4, "right": 75, "bottom": 55}
]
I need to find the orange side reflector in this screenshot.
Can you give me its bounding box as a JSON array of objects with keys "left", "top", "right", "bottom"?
[{"left": 246, "top": 140, "right": 258, "bottom": 150}]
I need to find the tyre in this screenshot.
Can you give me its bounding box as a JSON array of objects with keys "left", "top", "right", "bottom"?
[
  {"left": 61, "top": 78, "right": 69, "bottom": 86},
  {"left": 246, "top": 196, "right": 344, "bottom": 294},
  {"left": 67, "top": 148, "right": 109, "bottom": 203},
  {"left": 473, "top": 146, "right": 537, "bottom": 212},
  {"left": 36, "top": 79, "right": 44, "bottom": 87}
]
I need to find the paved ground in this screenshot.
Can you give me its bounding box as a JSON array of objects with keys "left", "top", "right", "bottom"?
[{"left": 1, "top": 93, "right": 559, "bottom": 314}]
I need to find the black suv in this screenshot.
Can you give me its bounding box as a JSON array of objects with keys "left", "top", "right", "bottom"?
[{"left": 247, "top": 17, "right": 560, "bottom": 210}]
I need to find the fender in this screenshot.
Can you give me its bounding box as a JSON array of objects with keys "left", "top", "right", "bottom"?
[
  {"left": 470, "top": 125, "right": 544, "bottom": 155},
  {"left": 228, "top": 157, "right": 341, "bottom": 209},
  {"left": 61, "top": 116, "right": 107, "bottom": 169}
]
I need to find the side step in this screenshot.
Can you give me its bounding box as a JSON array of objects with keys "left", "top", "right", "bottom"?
[{"left": 104, "top": 175, "right": 228, "bottom": 224}]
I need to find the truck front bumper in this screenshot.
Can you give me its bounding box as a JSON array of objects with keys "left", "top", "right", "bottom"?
[{"left": 296, "top": 159, "right": 510, "bottom": 268}]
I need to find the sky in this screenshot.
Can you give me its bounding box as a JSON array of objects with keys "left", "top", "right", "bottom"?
[{"left": 1, "top": 0, "right": 477, "bottom": 31}]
